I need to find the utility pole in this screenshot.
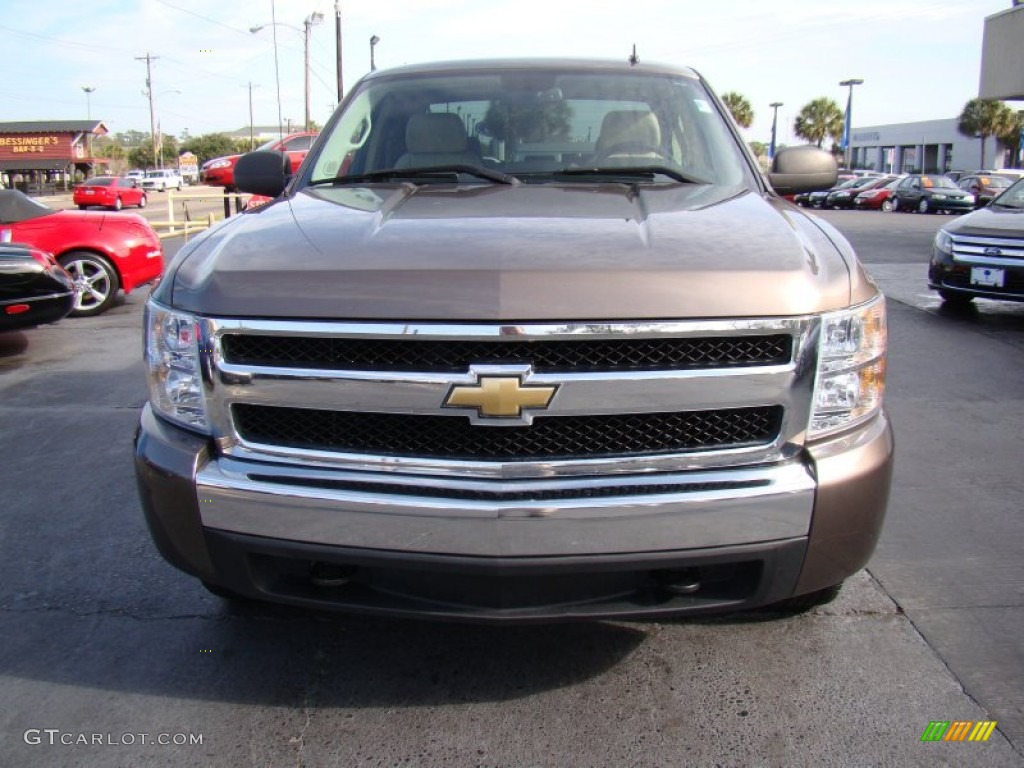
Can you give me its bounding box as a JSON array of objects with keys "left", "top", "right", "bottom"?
[
  {"left": 335, "top": 0, "right": 343, "bottom": 103},
  {"left": 248, "top": 82, "right": 256, "bottom": 150},
  {"left": 136, "top": 53, "right": 159, "bottom": 169},
  {"left": 303, "top": 13, "right": 324, "bottom": 131}
]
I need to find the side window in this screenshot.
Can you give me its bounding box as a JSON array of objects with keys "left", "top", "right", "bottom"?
[
  {"left": 309, "top": 89, "right": 374, "bottom": 178},
  {"left": 284, "top": 136, "right": 313, "bottom": 151}
]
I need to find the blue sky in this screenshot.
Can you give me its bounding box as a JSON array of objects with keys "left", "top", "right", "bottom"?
[{"left": 0, "top": 0, "right": 1014, "bottom": 145}]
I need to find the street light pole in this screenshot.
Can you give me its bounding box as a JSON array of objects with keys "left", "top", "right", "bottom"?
[
  {"left": 82, "top": 86, "right": 96, "bottom": 175},
  {"left": 370, "top": 35, "right": 379, "bottom": 72},
  {"left": 769, "top": 101, "right": 783, "bottom": 161},
  {"left": 839, "top": 78, "right": 864, "bottom": 170}
]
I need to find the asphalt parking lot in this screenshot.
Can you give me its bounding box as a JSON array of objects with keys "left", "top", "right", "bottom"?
[{"left": 0, "top": 206, "right": 1022, "bottom": 766}]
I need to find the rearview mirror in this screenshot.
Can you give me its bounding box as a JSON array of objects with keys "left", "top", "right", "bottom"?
[
  {"left": 767, "top": 146, "right": 838, "bottom": 195},
  {"left": 235, "top": 150, "right": 290, "bottom": 197}
]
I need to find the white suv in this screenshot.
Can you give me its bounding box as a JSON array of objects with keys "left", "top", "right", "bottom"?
[{"left": 141, "top": 169, "right": 183, "bottom": 192}]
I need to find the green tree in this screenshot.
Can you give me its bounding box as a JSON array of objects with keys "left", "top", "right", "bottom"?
[
  {"left": 181, "top": 133, "right": 242, "bottom": 165},
  {"left": 793, "top": 98, "right": 844, "bottom": 149},
  {"left": 128, "top": 136, "right": 180, "bottom": 169},
  {"left": 958, "top": 98, "right": 1017, "bottom": 169},
  {"left": 748, "top": 140, "right": 767, "bottom": 157},
  {"left": 721, "top": 92, "right": 754, "bottom": 129}
]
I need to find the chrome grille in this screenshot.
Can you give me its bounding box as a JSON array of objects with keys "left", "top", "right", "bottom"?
[
  {"left": 221, "top": 334, "right": 792, "bottom": 372},
  {"left": 951, "top": 233, "right": 1024, "bottom": 263},
  {"left": 233, "top": 404, "right": 784, "bottom": 461}
]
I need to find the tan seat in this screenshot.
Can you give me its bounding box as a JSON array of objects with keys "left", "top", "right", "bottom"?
[
  {"left": 395, "top": 113, "right": 481, "bottom": 168},
  {"left": 593, "top": 110, "right": 663, "bottom": 163}
]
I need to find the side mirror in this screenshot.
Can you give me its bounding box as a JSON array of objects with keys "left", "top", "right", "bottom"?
[
  {"left": 235, "top": 150, "right": 290, "bottom": 197},
  {"left": 767, "top": 146, "right": 838, "bottom": 195}
]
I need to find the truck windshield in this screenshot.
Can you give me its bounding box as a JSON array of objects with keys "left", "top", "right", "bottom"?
[{"left": 307, "top": 66, "right": 753, "bottom": 187}]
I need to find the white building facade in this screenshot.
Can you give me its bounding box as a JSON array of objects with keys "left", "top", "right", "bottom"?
[{"left": 848, "top": 119, "right": 1007, "bottom": 174}]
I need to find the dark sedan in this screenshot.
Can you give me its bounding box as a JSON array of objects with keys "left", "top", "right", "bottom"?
[
  {"left": 807, "top": 177, "right": 862, "bottom": 208},
  {"left": 0, "top": 244, "right": 75, "bottom": 331},
  {"left": 890, "top": 174, "right": 973, "bottom": 214},
  {"left": 929, "top": 176, "right": 1024, "bottom": 306}
]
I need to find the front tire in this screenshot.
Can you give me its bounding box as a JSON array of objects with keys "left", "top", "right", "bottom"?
[
  {"left": 113, "top": 197, "right": 123, "bottom": 211},
  {"left": 881, "top": 199, "right": 894, "bottom": 212},
  {"left": 918, "top": 199, "right": 930, "bottom": 214},
  {"left": 58, "top": 251, "right": 120, "bottom": 317},
  {"left": 890, "top": 196, "right": 901, "bottom": 212},
  {"left": 138, "top": 194, "right": 147, "bottom": 209}
]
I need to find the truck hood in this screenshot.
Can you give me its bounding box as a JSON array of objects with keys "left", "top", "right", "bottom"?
[
  {"left": 167, "top": 182, "right": 857, "bottom": 320},
  {"left": 945, "top": 204, "right": 1024, "bottom": 238}
]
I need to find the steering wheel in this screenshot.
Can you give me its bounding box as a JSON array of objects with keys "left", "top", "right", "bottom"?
[{"left": 592, "top": 141, "right": 670, "bottom": 165}]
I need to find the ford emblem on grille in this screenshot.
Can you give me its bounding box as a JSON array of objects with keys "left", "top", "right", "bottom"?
[
  {"left": 443, "top": 365, "right": 557, "bottom": 426},
  {"left": 984, "top": 247, "right": 1003, "bottom": 256}
]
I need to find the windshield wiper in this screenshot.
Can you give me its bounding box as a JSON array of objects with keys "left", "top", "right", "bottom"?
[
  {"left": 550, "top": 167, "right": 704, "bottom": 184},
  {"left": 310, "top": 165, "right": 518, "bottom": 186}
]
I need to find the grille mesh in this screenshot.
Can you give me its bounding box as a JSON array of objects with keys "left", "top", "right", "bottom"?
[
  {"left": 233, "top": 404, "right": 783, "bottom": 461},
  {"left": 221, "top": 334, "right": 791, "bottom": 372}
]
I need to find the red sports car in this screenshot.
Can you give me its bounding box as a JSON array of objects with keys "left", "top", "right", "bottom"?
[
  {"left": 200, "top": 132, "right": 318, "bottom": 191},
  {"left": 0, "top": 190, "right": 164, "bottom": 316},
  {"left": 73, "top": 176, "right": 148, "bottom": 211}
]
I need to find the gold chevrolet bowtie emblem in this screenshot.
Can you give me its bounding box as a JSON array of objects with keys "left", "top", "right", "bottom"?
[{"left": 445, "top": 376, "right": 556, "bottom": 419}]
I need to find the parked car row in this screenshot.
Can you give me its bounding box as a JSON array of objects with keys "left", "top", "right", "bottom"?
[{"left": 796, "top": 173, "right": 977, "bottom": 214}]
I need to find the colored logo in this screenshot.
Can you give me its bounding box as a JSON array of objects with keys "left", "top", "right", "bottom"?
[
  {"left": 920, "top": 721, "right": 997, "bottom": 742},
  {"left": 444, "top": 367, "right": 556, "bottom": 425}
]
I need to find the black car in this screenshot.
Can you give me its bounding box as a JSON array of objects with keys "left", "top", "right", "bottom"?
[
  {"left": 802, "top": 177, "right": 860, "bottom": 207},
  {"left": 826, "top": 175, "right": 897, "bottom": 209},
  {"left": 929, "top": 177, "right": 1024, "bottom": 306},
  {"left": 890, "top": 174, "right": 973, "bottom": 214},
  {"left": 0, "top": 243, "right": 76, "bottom": 331}
]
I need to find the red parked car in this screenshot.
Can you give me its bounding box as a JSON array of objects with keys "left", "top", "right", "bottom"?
[
  {"left": 200, "top": 132, "right": 318, "bottom": 191},
  {"left": 0, "top": 190, "right": 163, "bottom": 316},
  {"left": 73, "top": 176, "right": 148, "bottom": 211},
  {"left": 853, "top": 177, "right": 903, "bottom": 212}
]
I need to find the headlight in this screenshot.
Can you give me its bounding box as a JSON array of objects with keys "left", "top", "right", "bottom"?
[
  {"left": 932, "top": 193, "right": 946, "bottom": 200},
  {"left": 836, "top": 192, "right": 849, "bottom": 198},
  {"left": 809, "top": 295, "right": 887, "bottom": 439},
  {"left": 145, "top": 300, "right": 209, "bottom": 432},
  {"left": 210, "top": 159, "right": 232, "bottom": 169},
  {"left": 934, "top": 229, "right": 953, "bottom": 256}
]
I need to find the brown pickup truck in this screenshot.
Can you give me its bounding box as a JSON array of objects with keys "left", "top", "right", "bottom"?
[{"left": 135, "top": 58, "right": 893, "bottom": 622}]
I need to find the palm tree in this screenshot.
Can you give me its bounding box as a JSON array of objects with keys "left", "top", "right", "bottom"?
[
  {"left": 793, "top": 98, "right": 844, "bottom": 149},
  {"left": 996, "top": 109, "right": 1024, "bottom": 169},
  {"left": 958, "top": 98, "right": 1017, "bottom": 169},
  {"left": 720, "top": 92, "right": 754, "bottom": 129}
]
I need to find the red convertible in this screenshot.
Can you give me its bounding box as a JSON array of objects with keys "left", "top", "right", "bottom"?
[
  {"left": 73, "top": 176, "right": 148, "bottom": 211},
  {"left": 0, "top": 190, "right": 163, "bottom": 316}
]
